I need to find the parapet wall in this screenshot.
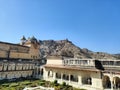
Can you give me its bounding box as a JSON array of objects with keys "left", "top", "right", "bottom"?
[{"left": 0, "top": 41, "right": 40, "bottom": 60}]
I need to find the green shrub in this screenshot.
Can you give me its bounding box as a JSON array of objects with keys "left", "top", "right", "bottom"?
[
  {"left": 67, "top": 85, "right": 73, "bottom": 90},
  {"left": 2, "top": 84, "right": 9, "bottom": 87},
  {"left": 21, "top": 81, "right": 31, "bottom": 85},
  {"left": 39, "top": 82, "right": 45, "bottom": 86},
  {"left": 40, "top": 80, "right": 45, "bottom": 82},
  {"left": 9, "top": 83, "right": 19, "bottom": 87},
  {"left": 30, "top": 83, "right": 37, "bottom": 87},
  {"left": 54, "top": 86, "right": 61, "bottom": 90},
  {"left": 53, "top": 80, "right": 59, "bottom": 86},
  {"left": 53, "top": 80, "right": 57, "bottom": 84},
  {"left": 73, "top": 88, "right": 86, "bottom": 90},
  {"left": 17, "top": 86, "right": 24, "bottom": 90},
  {"left": 62, "top": 82, "right": 66, "bottom": 86}
]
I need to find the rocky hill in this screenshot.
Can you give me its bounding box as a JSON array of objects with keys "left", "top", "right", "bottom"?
[
  {"left": 39, "top": 39, "right": 116, "bottom": 59},
  {"left": 113, "top": 54, "right": 120, "bottom": 59}
]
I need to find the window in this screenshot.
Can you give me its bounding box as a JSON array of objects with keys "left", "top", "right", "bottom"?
[
  {"left": 82, "top": 77, "right": 92, "bottom": 85},
  {"left": 41, "top": 68, "right": 43, "bottom": 76},
  {"left": 63, "top": 74, "right": 69, "bottom": 80},
  {"left": 70, "top": 75, "right": 78, "bottom": 82},
  {"left": 48, "top": 70, "right": 53, "bottom": 77},
  {"left": 56, "top": 73, "right": 61, "bottom": 79}
]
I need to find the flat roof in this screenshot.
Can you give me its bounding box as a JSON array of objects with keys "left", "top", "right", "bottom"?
[
  {"left": 47, "top": 56, "right": 63, "bottom": 59},
  {"left": 44, "top": 64, "right": 101, "bottom": 72},
  {"left": 0, "top": 41, "right": 29, "bottom": 48}
]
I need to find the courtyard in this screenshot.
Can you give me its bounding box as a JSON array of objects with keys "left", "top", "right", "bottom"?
[{"left": 0, "top": 78, "right": 86, "bottom": 90}]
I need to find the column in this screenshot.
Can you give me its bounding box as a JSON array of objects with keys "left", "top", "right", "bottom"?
[
  {"left": 78, "top": 75, "right": 82, "bottom": 85},
  {"left": 110, "top": 78, "right": 113, "bottom": 90},
  {"left": 69, "top": 74, "right": 71, "bottom": 84},
  {"left": 37, "top": 67, "right": 38, "bottom": 76},
  {"left": 0, "top": 73, "right": 1, "bottom": 80},
  {"left": 53, "top": 72, "right": 56, "bottom": 80},
  {"left": 61, "top": 73, "right": 63, "bottom": 82},
  {"left": 44, "top": 68, "right": 48, "bottom": 80},
  {"left": 92, "top": 75, "right": 103, "bottom": 89}
]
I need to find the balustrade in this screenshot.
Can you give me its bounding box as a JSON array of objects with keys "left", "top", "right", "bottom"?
[{"left": 63, "top": 58, "right": 120, "bottom": 69}]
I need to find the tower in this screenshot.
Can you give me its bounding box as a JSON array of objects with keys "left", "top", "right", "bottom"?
[
  {"left": 22, "top": 36, "right": 40, "bottom": 59},
  {"left": 20, "top": 36, "right": 26, "bottom": 45}
]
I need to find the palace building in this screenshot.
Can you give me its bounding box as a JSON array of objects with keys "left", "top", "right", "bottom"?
[
  {"left": 43, "top": 56, "right": 120, "bottom": 90},
  {"left": 0, "top": 36, "right": 120, "bottom": 90},
  {"left": 0, "top": 36, "right": 42, "bottom": 80}
]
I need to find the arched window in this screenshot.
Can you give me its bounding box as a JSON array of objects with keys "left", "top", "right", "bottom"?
[
  {"left": 82, "top": 77, "right": 92, "bottom": 85},
  {"left": 70, "top": 75, "right": 78, "bottom": 82},
  {"left": 6, "top": 65, "right": 8, "bottom": 71},
  {"left": 63, "top": 74, "right": 69, "bottom": 80},
  {"left": 48, "top": 70, "right": 53, "bottom": 77},
  {"left": 41, "top": 68, "right": 43, "bottom": 76},
  {"left": 70, "top": 75, "right": 74, "bottom": 81},
  {"left": 56, "top": 73, "right": 61, "bottom": 79},
  {"left": 102, "top": 75, "right": 111, "bottom": 89},
  {"left": 113, "top": 77, "right": 120, "bottom": 89},
  {"left": 5, "top": 74, "right": 7, "bottom": 79},
  {"left": 63, "top": 74, "right": 66, "bottom": 80},
  {"left": 38, "top": 69, "right": 40, "bottom": 75}
]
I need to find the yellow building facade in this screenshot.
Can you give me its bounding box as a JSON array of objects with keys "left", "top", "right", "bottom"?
[
  {"left": 0, "top": 36, "right": 40, "bottom": 60},
  {"left": 0, "top": 36, "right": 41, "bottom": 80}
]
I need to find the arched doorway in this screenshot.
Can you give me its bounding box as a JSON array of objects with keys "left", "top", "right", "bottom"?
[
  {"left": 70, "top": 75, "right": 78, "bottom": 82},
  {"left": 102, "top": 75, "right": 111, "bottom": 88},
  {"left": 48, "top": 70, "right": 53, "bottom": 77},
  {"left": 113, "top": 77, "right": 120, "bottom": 89},
  {"left": 5, "top": 74, "right": 7, "bottom": 79},
  {"left": 82, "top": 77, "right": 92, "bottom": 85},
  {"left": 56, "top": 73, "right": 61, "bottom": 79},
  {"left": 41, "top": 68, "right": 43, "bottom": 76},
  {"left": 38, "top": 69, "right": 40, "bottom": 75},
  {"left": 63, "top": 74, "right": 69, "bottom": 80}
]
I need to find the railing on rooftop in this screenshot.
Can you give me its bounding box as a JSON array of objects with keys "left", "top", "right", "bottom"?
[{"left": 62, "top": 58, "right": 120, "bottom": 70}]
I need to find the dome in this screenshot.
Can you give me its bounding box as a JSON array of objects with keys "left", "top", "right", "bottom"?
[
  {"left": 21, "top": 36, "right": 26, "bottom": 40},
  {"left": 30, "top": 36, "right": 37, "bottom": 41},
  {"left": 29, "top": 36, "right": 39, "bottom": 44}
]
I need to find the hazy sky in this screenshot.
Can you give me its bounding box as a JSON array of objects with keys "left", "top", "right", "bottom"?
[{"left": 0, "top": 0, "right": 120, "bottom": 54}]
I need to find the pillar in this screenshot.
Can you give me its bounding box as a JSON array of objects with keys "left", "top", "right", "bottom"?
[
  {"left": 43, "top": 69, "right": 47, "bottom": 80},
  {"left": 110, "top": 77, "right": 114, "bottom": 90},
  {"left": 0, "top": 73, "right": 1, "bottom": 80},
  {"left": 53, "top": 72, "right": 56, "bottom": 80},
  {"left": 61, "top": 73, "right": 63, "bottom": 82},
  {"left": 78, "top": 75, "right": 82, "bottom": 85},
  {"left": 37, "top": 67, "right": 38, "bottom": 76},
  {"left": 91, "top": 72, "right": 103, "bottom": 90},
  {"left": 69, "top": 74, "right": 71, "bottom": 83}
]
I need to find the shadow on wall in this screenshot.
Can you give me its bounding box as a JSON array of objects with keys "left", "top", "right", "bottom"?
[{"left": 95, "top": 60, "right": 104, "bottom": 70}]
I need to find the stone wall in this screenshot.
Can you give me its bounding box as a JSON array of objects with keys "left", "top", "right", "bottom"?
[
  {"left": 0, "top": 41, "right": 40, "bottom": 60},
  {"left": 0, "top": 61, "right": 35, "bottom": 80},
  {"left": 0, "top": 71, "right": 33, "bottom": 80},
  {"left": 0, "top": 62, "right": 35, "bottom": 71}
]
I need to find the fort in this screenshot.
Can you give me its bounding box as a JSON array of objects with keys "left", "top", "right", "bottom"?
[
  {"left": 0, "top": 36, "right": 41, "bottom": 80},
  {"left": 0, "top": 36, "right": 119, "bottom": 90}
]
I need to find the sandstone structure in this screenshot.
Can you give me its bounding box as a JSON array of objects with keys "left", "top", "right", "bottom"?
[
  {"left": 0, "top": 36, "right": 42, "bottom": 80},
  {"left": 0, "top": 36, "right": 120, "bottom": 90}
]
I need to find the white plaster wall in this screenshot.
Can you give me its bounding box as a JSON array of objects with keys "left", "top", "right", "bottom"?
[
  {"left": 44, "top": 67, "right": 104, "bottom": 90},
  {"left": 47, "top": 59, "right": 63, "bottom": 65}
]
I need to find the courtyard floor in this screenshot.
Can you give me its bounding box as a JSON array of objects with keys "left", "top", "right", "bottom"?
[{"left": 0, "top": 78, "right": 86, "bottom": 90}]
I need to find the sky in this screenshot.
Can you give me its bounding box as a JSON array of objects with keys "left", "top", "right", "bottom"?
[{"left": 0, "top": 0, "right": 120, "bottom": 54}]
